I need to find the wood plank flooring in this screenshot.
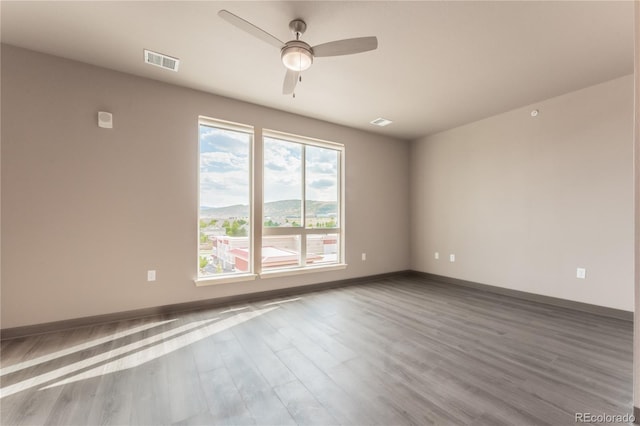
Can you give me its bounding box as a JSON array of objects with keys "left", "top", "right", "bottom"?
[{"left": 0, "top": 275, "right": 633, "bottom": 425}]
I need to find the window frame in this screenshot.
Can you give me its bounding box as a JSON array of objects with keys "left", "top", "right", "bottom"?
[
  {"left": 196, "top": 117, "right": 256, "bottom": 285},
  {"left": 261, "top": 129, "right": 345, "bottom": 273},
  {"left": 195, "top": 121, "right": 346, "bottom": 287}
]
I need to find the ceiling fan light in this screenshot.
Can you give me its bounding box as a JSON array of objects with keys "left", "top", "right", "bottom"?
[{"left": 281, "top": 46, "right": 313, "bottom": 71}]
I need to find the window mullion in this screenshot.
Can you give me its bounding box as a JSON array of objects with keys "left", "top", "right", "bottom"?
[
  {"left": 338, "top": 150, "right": 343, "bottom": 262},
  {"left": 300, "top": 145, "right": 307, "bottom": 267},
  {"left": 253, "top": 128, "right": 263, "bottom": 275}
]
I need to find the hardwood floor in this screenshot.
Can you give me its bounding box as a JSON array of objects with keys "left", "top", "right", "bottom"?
[{"left": 0, "top": 275, "right": 633, "bottom": 425}]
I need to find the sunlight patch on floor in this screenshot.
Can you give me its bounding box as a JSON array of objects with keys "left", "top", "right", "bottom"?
[
  {"left": 262, "top": 297, "right": 302, "bottom": 307},
  {"left": 0, "top": 317, "right": 220, "bottom": 399},
  {"left": 39, "top": 307, "right": 277, "bottom": 390},
  {"left": 0, "top": 319, "right": 178, "bottom": 377}
]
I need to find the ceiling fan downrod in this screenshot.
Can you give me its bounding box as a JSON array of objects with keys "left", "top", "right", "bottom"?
[{"left": 289, "top": 19, "right": 307, "bottom": 40}]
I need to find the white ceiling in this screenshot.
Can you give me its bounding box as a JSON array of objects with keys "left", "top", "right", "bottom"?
[{"left": 1, "top": 1, "right": 634, "bottom": 140}]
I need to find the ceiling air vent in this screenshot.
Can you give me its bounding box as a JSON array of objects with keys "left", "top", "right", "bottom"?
[
  {"left": 370, "top": 117, "right": 393, "bottom": 127},
  {"left": 144, "top": 49, "right": 180, "bottom": 72}
]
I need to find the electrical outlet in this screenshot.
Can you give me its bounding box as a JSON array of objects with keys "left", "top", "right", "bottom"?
[
  {"left": 449, "top": 254, "right": 455, "bottom": 262},
  {"left": 147, "top": 270, "right": 156, "bottom": 282},
  {"left": 361, "top": 253, "right": 366, "bottom": 261},
  {"left": 434, "top": 252, "right": 439, "bottom": 260},
  {"left": 576, "top": 268, "right": 586, "bottom": 279}
]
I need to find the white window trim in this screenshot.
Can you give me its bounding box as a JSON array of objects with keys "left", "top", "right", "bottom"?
[
  {"left": 259, "top": 263, "right": 348, "bottom": 279},
  {"left": 263, "top": 129, "right": 344, "bottom": 150},
  {"left": 196, "top": 122, "right": 346, "bottom": 285},
  {"left": 197, "top": 116, "right": 254, "bottom": 280},
  {"left": 194, "top": 273, "right": 258, "bottom": 287},
  {"left": 193, "top": 263, "right": 348, "bottom": 286},
  {"left": 261, "top": 129, "right": 345, "bottom": 272}
]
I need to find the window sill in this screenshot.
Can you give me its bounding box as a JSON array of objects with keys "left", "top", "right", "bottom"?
[
  {"left": 259, "top": 263, "right": 348, "bottom": 279},
  {"left": 194, "top": 273, "right": 258, "bottom": 287},
  {"left": 194, "top": 264, "right": 347, "bottom": 286}
]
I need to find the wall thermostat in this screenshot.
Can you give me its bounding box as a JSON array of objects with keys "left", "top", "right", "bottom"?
[{"left": 98, "top": 111, "right": 113, "bottom": 128}]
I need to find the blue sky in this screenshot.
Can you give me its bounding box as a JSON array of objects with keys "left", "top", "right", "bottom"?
[
  {"left": 199, "top": 125, "right": 250, "bottom": 208},
  {"left": 200, "top": 125, "right": 338, "bottom": 208}
]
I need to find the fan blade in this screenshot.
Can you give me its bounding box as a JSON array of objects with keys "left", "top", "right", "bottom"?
[
  {"left": 283, "top": 69, "right": 299, "bottom": 95},
  {"left": 218, "top": 10, "right": 285, "bottom": 49},
  {"left": 312, "top": 36, "right": 378, "bottom": 57}
]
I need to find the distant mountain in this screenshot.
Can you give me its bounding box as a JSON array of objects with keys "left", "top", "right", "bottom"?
[
  {"left": 200, "top": 204, "right": 248, "bottom": 218},
  {"left": 306, "top": 200, "right": 338, "bottom": 217},
  {"left": 200, "top": 200, "right": 337, "bottom": 219}
]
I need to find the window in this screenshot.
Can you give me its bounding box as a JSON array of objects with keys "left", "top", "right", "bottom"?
[
  {"left": 262, "top": 132, "right": 343, "bottom": 272},
  {"left": 198, "top": 118, "right": 253, "bottom": 279},
  {"left": 197, "top": 119, "right": 344, "bottom": 284}
]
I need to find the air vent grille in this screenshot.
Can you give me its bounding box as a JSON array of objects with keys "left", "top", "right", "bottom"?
[
  {"left": 370, "top": 117, "right": 393, "bottom": 127},
  {"left": 144, "top": 49, "right": 180, "bottom": 72}
]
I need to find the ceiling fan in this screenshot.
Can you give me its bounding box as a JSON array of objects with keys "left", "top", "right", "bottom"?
[{"left": 218, "top": 10, "right": 378, "bottom": 96}]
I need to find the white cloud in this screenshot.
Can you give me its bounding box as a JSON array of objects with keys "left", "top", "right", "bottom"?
[
  {"left": 199, "top": 126, "right": 251, "bottom": 207},
  {"left": 264, "top": 139, "right": 302, "bottom": 202},
  {"left": 198, "top": 131, "right": 339, "bottom": 207},
  {"left": 200, "top": 169, "right": 250, "bottom": 207}
]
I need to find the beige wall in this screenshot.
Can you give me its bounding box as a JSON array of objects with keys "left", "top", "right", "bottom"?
[
  {"left": 1, "top": 42, "right": 634, "bottom": 329},
  {"left": 411, "top": 75, "right": 635, "bottom": 311},
  {"left": 0, "top": 45, "right": 411, "bottom": 328}
]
